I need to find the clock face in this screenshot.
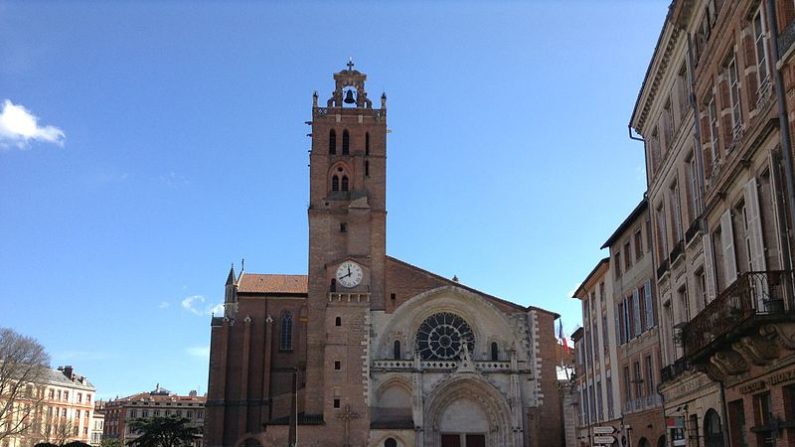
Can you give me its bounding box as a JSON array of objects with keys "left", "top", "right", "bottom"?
[{"left": 335, "top": 261, "right": 363, "bottom": 288}]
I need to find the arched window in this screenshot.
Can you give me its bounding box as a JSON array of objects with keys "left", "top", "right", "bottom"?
[
  {"left": 342, "top": 129, "right": 350, "bottom": 155},
  {"left": 365, "top": 161, "right": 369, "bottom": 177},
  {"left": 280, "top": 312, "right": 293, "bottom": 351},
  {"left": 703, "top": 409, "right": 723, "bottom": 447},
  {"left": 393, "top": 341, "right": 401, "bottom": 360},
  {"left": 365, "top": 132, "right": 370, "bottom": 155},
  {"left": 384, "top": 438, "right": 397, "bottom": 447},
  {"left": 341, "top": 176, "right": 349, "bottom": 191},
  {"left": 491, "top": 342, "right": 499, "bottom": 361},
  {"left": 332, "top": 175, "right": 339, "bottom": 192},
  {"left": 335, "top": 316, "right": 342, "bottom": 327},
  {"left": 329, "top": 129, "right": 336, "bottom": 154}
]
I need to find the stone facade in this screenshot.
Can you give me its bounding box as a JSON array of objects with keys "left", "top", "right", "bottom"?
[
  {"left": 2, "top": 366, "right": 96, "bottom": 447},
  {"left": 628, "top": 1, "right": 795, "bottom": 446},
  {"left": 205, "top": 64, "right": 564, "bottom": 447}
]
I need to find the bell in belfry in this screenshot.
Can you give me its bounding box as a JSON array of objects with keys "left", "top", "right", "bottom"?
[{"left": 344, "top": 89, "right": 356, "bottom": 104}]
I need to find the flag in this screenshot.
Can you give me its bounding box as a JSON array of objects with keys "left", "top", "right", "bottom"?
[{"left": 558, "top": 319, "right": 570, "bottom": 353}]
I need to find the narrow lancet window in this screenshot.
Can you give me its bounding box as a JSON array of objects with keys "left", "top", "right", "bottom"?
[
  {"left": 342, "top": 129, "right": 350, "bottom": 155},
  {"left": 329, "top": 129, "right": 336, "bottom": 154},
  {"left": 280, "top": 312, "right": 293, "bottom": 351}
]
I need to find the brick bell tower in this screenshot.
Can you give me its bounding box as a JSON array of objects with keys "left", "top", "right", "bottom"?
[{"left": 304, "top": 61, "right": 386, "bottom": 438}]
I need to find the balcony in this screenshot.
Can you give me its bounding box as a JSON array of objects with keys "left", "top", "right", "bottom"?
[
  {"left": 660, "top": 357, "right": 690, "bottom": 383},
  {"left": 682, "top": 271, "right": 794, "bottom": 360},
  {"left": 778, "top": 19, "right": 795, "bottom": 62}
]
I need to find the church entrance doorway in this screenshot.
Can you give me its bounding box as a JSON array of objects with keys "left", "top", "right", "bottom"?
[{"left": 441, "top": 433, "right": 486, "bottom": 447}]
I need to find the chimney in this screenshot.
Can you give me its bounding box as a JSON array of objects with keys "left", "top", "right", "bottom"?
[{"left": 63, "top": 365, "right": 74, "bottom": 380}]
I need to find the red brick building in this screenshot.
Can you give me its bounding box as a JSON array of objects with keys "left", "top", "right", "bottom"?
[
  {"left": 102, "top": 385, "right": 205, "bottom": 446},
  {"left": 205, "top": 64, "right": 565, "bottom": 447}
]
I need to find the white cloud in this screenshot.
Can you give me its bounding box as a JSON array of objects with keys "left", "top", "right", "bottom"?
[
  {"left": 158, "top": 301, "right": 170, "bottom": 309},
  {"left": 186, "top": 346, "right": 210, "bottom": 359},
  {"left": 208, "top": 303, "right": 224, "bottom": 316},
  {"left": 181, "top": 295, "right": 223, "bottom": 316},
  {"left": 0, "top": 99, "right": 65, "bottom": 149}
]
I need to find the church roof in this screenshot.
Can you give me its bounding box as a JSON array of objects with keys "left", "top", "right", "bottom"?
[
  {"left": 237, "top": 273, "right": 308, "bottom": 295},
  {"left": 387, "top": 256, "right": 559, "bottom": 318}
]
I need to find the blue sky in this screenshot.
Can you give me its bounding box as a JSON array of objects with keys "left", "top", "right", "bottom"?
[{"left": 0, "top": 1, "right": 667, "bottom": 399}]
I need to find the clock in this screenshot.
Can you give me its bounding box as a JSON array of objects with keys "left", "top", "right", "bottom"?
[{"left": 335, "top": 261, "right": 363, "bottom": 288}]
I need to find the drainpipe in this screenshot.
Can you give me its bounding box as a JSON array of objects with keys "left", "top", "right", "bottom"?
[
  {"left": 766, "top": 0, "right": 795, "bottom": 277},
  {"left": 628, "top": 126, "right": 649, "bottom": 191},
  {"left": 719, "top": 379, "right": 732, "bottom": 447}
]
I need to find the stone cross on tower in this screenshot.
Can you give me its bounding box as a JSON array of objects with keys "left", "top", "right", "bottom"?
[
  {"left": 336, "top": 404, "right": 360, "bottom": 447},
  {"left": 346, "top": 58, "right": 354, "bottom": 71}
]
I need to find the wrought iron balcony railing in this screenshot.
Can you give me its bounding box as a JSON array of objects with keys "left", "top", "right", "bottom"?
[
  {"left": 660, "top": 357, "right": 690, "bottom": 383},
  {"left": 682, "top": 271, "right": 794, "bottom": 359}
]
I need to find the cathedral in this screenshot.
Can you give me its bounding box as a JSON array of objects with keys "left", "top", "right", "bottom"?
[{"left": 205, "top": 64, "right": 563, "bottom": 447}]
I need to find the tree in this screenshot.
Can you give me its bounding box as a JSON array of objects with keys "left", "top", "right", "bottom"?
[
  {"left": 126, "top": 416, "right": 201, "bottom": 447},
  {"left": 0, "top": 327, "right": 50, "bottom": 445},
  {"left": 63, "top": 441, "right": 92, "bottom": 447},
  {"left": 101, "top": 438, "right": 122, "bottom": 447}
]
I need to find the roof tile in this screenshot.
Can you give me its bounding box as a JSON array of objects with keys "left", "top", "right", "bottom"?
[{"left": 237, "top": 274, "right": 308, "bottom": 294}]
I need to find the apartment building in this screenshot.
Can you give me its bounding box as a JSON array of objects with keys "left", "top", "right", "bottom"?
[
  {"left": 1, "top": 366, "right": 96, "bottom": 447},
  {"left": 572, "top": 259, "right": 622, "bottom": 446},
  {"left": 89, "top": 407, "right": 104, "bottom": 447},
  {"left": 601, "top": 198, "right": 665, "bottom": 447},
  {"left": 102, "top": 385, "right": 205, "bottom": 447},
  {"left": 630, "top": 1, "right": 795, "bottom": 446}
]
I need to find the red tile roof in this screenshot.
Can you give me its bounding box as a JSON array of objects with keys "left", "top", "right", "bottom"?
[{"left": 237, "top": 274, "right": 308, "bottom": 295}]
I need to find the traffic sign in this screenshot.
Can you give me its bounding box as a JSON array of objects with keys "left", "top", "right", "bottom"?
[
  {"left": 593, "top": 435, "right": 617, "bottom": 444},
  {"left": 593, "top": 426, "right": 616, "bottom": 434}
]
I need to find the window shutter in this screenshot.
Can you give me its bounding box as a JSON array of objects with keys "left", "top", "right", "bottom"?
[
  {"left": 623, "top": 298, "right": 631, "bottom": 342},
  {"left": 644, "top": 280, "right": 654, "bottom": 329},
  {"left": 744, "top": 178, "right": 767, "bottom": 271},
  {"left": 615, "top": 304, "right": 622, "bottom": 345},
  {"left": 720, "top": 210, "right": 738, "bottom": 285},
  {"left": 632, "top": 288, "right": 642, "bottom": 338},
  {"left": 704, "top": 233, "right": 717, "bottom": 302}
]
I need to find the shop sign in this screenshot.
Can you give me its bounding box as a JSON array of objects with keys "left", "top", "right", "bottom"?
[
  {"left": 738, "top": 380, "right": 766, "bottom": 394},
  {"left": 770, "top": 368, "right": 795, "bottom": 386},
  {"left": 668, "top": 416, "right": 685, "bottom": 447}
]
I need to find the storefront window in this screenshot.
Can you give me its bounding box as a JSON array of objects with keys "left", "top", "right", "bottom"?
[
  {"left": 753, "top": 392, "right": 774, "bottom": 447},
  {"left": 728, "top": 399, "right": 748, "bottom": 447}
]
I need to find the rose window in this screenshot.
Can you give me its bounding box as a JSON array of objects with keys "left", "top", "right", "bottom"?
[{"left": 415, "top": 312, "right": 475, "bottom": 360}]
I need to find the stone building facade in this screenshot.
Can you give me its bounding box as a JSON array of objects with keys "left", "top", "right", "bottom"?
[
  {"left": 601, "top": 199, "right": 665, "bottom": 447},
  {"left": 629, "top": 1, "right": 795, "bottom": 446},
  {"left": 205, "top": 64, "right": 564, "bottom": 447},
  {"left": 572, "top": 198, "right": 665, "bottom": 447},
  {"left": 2, "top": 366, "right": 96, "bottom": 447},
  {"left": 572, "top": 259, "right": 622, "bottom": 447}
]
